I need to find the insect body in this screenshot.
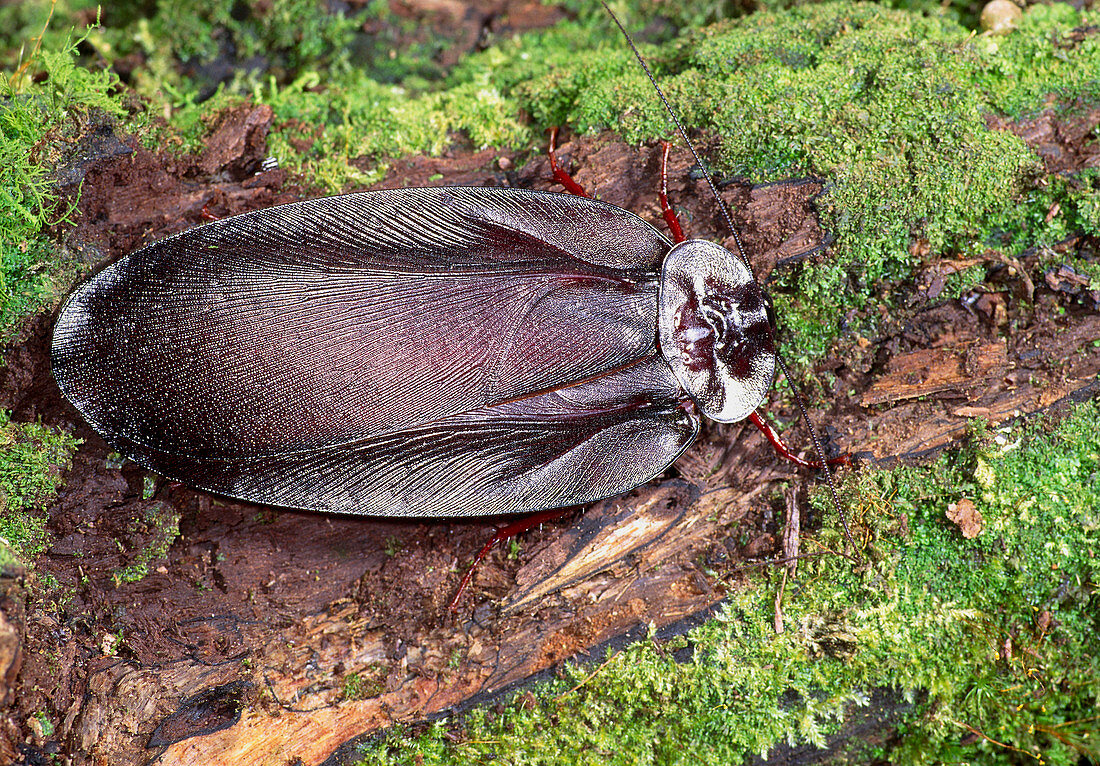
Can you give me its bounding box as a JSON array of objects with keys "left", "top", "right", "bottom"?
[{"left": 51, "top": 185, "right": 777, "bottom": 517}]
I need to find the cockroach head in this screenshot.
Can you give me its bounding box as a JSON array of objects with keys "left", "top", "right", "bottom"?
[{"left": 658, "top": 240, "right": 776, "bottom": 423}]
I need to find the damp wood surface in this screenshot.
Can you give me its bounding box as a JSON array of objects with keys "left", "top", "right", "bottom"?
[{"left": 1, "top": 94, "right": 1099, "bottom": 766}]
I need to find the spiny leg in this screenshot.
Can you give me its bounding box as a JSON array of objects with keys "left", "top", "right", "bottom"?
[
  {"left": 749, "top": 410, "right": 851, "bottom": 469},
  {"left": 449, "top": 507, "right": 575, "bottom": 611},
  {"left": 547, "top": 127, "right": 589, "bottom": 197},
  {"left": 658, "top": 140, "right": 685, "bottom": 244}
]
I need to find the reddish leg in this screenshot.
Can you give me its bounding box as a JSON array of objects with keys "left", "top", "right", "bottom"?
[
  {"left": 658, "top": 141, "right": 685, "bottom": 244},
  {"left": 449, "top": 507, "right": 574, "bottom": 611},
  {"left": 749, "top": 410, "right": 852, "bottom": 469},
  {"left": 200, "top": 201, "right": 219, "bottom": 221},
  {"left": 548, "top": 127, "right": 589, "bottom": 197}
]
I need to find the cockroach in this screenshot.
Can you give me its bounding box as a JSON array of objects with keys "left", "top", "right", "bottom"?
[{"left": 51, "top": 4, "right": 853, "bottom": 603}]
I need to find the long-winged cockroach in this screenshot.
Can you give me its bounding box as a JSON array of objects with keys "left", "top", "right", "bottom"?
[{"left": 51, "top": 3, "right": 854, "bottom": 606}]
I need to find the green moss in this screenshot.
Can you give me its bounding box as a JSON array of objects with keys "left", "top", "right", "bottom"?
[
  {"left": 973, "top": 4, "right": 1100, "bottom": 117},
  {"left": 0, "top": 410, "right": 79, "bottom": 561},
  {"left": 110, "top": 501, "right": 181, "bottom": 586},
  {"left": 251, "top": 66, "right": 530, "bottom": 192},
  {"left": 64, "top": 0, "right": 366, "bottom": 99},
  {"left": 31, "top": 710, "right": 54, "bottom": 738},
  {"left": 355, "top": 401, "right": 1099, "bottom": 764},
  {"left": 1, "top": 17, "right": 125, "bottom": 346},
  {"left": 343, "top": 666, "right": 388, "bottom": 702}
]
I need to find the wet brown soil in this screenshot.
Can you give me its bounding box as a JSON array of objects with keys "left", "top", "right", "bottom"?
[{"left": 1, "top": 41, "right": 1098, "bottom": 766}]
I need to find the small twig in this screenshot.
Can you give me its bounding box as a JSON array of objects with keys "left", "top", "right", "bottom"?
[
  {"left": 773, "top": 569, "right": 787, "bottom": 634},
  {"left": 554, "top": 651, "right": 620, "bottom": 701},
  {"left": 783, "top": 487, "right": 802, "bottom": 578},
  {"left": 951, "top": 719, "right": 1042, "bottom": 761},
  {"left": 9, "top": 0, "right": 57, "bottom": 90},
  {"left": 800, "top": 535, "right": 855, "bottom": 563},
  {"left": 1034, "top": 721, "right": 1097, "bottom": 755},
  {"left": 985, "top": 249, "right": 1035, "bottom": 303},
  {"left": 774, "top": 488, "right": 802, "bottom": 633}
]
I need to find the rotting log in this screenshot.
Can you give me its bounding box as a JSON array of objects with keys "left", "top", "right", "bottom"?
[{"left": 3, "top": 128, "right": 1098, "bottom": 765}]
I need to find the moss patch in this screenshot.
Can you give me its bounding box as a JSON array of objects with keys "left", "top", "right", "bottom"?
[
  {"left": 0, "top": 18, "right": 125, "bottom": 346},
  {"left": 0, "top": 410, "right": 79, "bottom": 561},
  {"left": 343, "top": 665, "right": 389, "bottom": 703},
  {"left": 110, "top": 501, "right": 181, "bottom": 586},
  {"left": 354, "top": 400, "right": 1099, "bottom": 765}
]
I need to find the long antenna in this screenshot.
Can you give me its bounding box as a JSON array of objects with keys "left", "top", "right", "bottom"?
[
  {"left": 775, "top": 353, "right": 856, "bottom": 560},
  {"left": 600, "top": 0, "right": 859, "bottom": 561},
  {"left": 597, "top": 1, "right": 750, "bottom": 273}
]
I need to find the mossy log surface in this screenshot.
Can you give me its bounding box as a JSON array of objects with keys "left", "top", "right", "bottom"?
[
  {"left": 1, "top": 4, "right": 1099, "bottom": 764},
  {"left": 2, "top": 113, "right": 1097, "bottom": 764}
]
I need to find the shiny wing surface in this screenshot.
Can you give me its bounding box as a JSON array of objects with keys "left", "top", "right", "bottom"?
[{"left": 53, "top": 187, "right": 689, "bottom": 514}]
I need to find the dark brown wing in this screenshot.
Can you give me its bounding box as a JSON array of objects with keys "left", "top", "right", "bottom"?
[{"left": 52, "top": 187, "right": 698, "bottom": 516}]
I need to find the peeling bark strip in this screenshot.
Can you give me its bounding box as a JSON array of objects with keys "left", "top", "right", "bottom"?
[
  {"left": 504, "top": 481, "right": 702, "bottom": 613},
  {"left": 861, "top": 338, "right": 1009, "bottom": 406},
  {"left": 845, "top": 308, "right": 1100, "bottom": 464}
]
